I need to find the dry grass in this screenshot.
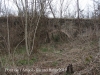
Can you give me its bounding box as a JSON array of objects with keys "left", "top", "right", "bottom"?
[{"left": 0, "top": 34, "right": 100, "bottom": 75}]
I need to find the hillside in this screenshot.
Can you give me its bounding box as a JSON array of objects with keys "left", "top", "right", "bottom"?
[{"left": 0, "top": 17, "right": 100, "bottom": 75}]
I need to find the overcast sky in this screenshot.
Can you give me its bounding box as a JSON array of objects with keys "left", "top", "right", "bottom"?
[
  {"left": 0, "top": 0, "right": 96, "bottom": 18},
  {"left": 49, "top": 0, "right": 94, "bottom": 18}
]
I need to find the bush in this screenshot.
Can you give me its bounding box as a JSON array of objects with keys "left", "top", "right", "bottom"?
[{"left": 53, "top": 35, "right": 60, "bottom": 42}]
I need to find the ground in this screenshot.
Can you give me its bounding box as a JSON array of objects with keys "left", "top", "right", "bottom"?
[{"left": 0, "top": 36, "right": 100, "bottom": 75}]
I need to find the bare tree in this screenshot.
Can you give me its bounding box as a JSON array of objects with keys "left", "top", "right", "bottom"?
[
  {"left": 48, "top": 0, "right": 56, "bottom": 18},
  {"left": 77, "top": 0, "right": 80, "bottom": 19},
  {"left": 60, "top": 0, "right": 64, "bottom": 18},
  {"left": 3, "top": 0, "right": 11, "bottom": 55},
  {"left": 0, "top": 0, "right": 2, "bottom": 14},
  {"left": 25, "top": 0, "right": 30, "bottom": 57},
  {"left": 13, "top": 0, "right": 43, "bottom": 56}
]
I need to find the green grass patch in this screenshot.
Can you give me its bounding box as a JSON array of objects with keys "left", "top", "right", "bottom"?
[
  {"left": 1, "top": 56, "right": 6, "bottom": 66},
  {"left": 85, "top": 57, "right": 90, "bottom": 63},
  {"left": 16, "top": 46, "right": 26, "bottom": 54},
  {"left": 16, "top": 57, "right": 38, "bottom": 66},
  {"left": 41, "top": 47, "right": 48, "bottom": 52},
  {"left": 17, "top": 59, "right": 28, "bottom": 66},
  {"left": 85, "top": 56, "right": 93, "bottom": 64},
  {"left": 31, "top": 57, "right": 37, "bottom": 63},
  {"left": 52, "top": 61, "right": 58, "bottom": 67}
]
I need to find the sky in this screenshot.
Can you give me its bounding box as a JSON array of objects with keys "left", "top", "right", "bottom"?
[
  {"left": 45, "top": 0, "right": 94, "bottom": 18},
  {"left": 0, "top": 0, "right": 97, "bottom": 18}
]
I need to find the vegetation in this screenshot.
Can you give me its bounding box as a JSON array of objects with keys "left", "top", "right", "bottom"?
[{"left": 0, "top": 0, "right": 100, "bottom": 75}]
